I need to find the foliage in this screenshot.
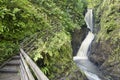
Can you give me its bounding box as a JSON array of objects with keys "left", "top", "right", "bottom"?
[
  {"left": 87, "top": 0, "right": 103, "bottom": 8},
  {"left": 0, "top": 0, "right": 55, "bottom": 63},
  {"left": 32, "top": 31, "right": 70, "bottom": 61},
  {"left": 95, "top": 0, "right": 120, "bottom": 43},
  {"left": 28, "top": 0, "right": 87, "bottom": 79},
  {"left": 0, "top": 41, "right": 18, "bottom": 64},
  {"left": 0, "top": 0, "right": 87, "bottom": 79},
  {"left": 0, "top": 0, "right": 42, "bottom": 63},
  {"left": 53, "top": 0, "right": 87, "bottom": 26}
]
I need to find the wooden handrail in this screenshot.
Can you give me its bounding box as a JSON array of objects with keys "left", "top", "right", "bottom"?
[
  {"left": 20, "top": 60, "right": 29, "bottom": 80},
  {"left": 20, "top": 53, "right": 35, "bottom": 80},
  {"left": 20, "top": 33, "right": 38, "bottom": 47},
  {"left": 20, "top": 48, "right": 49, "bottom": 80}
]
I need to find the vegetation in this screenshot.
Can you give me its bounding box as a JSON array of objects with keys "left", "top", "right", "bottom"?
[
  {"left": 0, "top": 0, "right": 44, "bottom": 63},
  {"left": 91, "top": 0, "right": 120, "bottom": 54},
  {"left": 0, "top": 0, "right": 87, "bottom": 79}
]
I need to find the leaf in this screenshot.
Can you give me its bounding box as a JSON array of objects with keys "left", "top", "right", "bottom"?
[
  {"left": 13, "top": 8, "right": 21, "bottom": 13},
  {"left": 34, "top": 53, "right": 43, "bottom": 61},
  {"left": 0, "top": 22, "right": 4, "bottom": 33}
]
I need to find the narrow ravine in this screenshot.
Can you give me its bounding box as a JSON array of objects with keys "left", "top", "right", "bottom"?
[{"left": 73, "top": 9, "right": 101, "bottom": 80}]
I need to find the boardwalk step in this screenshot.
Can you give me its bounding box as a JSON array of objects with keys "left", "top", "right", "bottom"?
[
  {"left": 0, "top": 69, "right": 18, "bottom": 73},
  {"left": 0, "top": 54, "right": 21, "bottom": 80},
  {"left": 0, "top": 73, "right": 20, "bottom": 80},
  {"left": 6, "top": 60, "right": 20, "bottom": 66},
  {"left": 3, "top": 65, "right": 20, "bottom": 71},
  {"left": 12, "top": 56, "right": 20, "bottom": 60},
  {"left": 0, "top": 65, "right": 19, "bottom": 73}
]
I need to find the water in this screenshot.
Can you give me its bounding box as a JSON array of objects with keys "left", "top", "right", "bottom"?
[
  {"left": 85, "top": 9, "right": 93, "bottom": 32},
  {"left": 74, "top": 58, "right": 101, "bottom": 80},
  {"left": 76, "top": 31, "right": 94, "bottom": 59},
  {"left": 73, "top": 9, "right": 101, "bottom": 80}
]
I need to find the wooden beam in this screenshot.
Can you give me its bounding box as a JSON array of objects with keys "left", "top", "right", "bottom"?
[
  {"left": 20, "top": 60, "right": 29, "bottom": 80},
  {"left": 20, "top": 53, "right": 35, "bottom": 80}
]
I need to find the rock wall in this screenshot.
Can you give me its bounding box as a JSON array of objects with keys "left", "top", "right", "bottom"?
[{"left": 89, "top": 0, "right": 120, "bottom": 79}]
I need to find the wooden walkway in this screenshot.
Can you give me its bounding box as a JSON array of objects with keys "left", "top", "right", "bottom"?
[
  {"left": 0, "top": 55, "right": 21, "bottom": 80},
  {"left": 0, "top": 48, "right": 49, "bottom": 80},
  {"left": 0, "top": 33, "right": 49, "bottom": 80}
]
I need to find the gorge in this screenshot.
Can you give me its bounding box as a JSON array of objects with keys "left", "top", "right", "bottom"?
[{"left": 0, "top": 0, "right": 120, "bottom": 80}]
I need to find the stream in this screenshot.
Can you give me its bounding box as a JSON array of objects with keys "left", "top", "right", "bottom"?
[{"left": 73, "top": 9, "right": 101, "bottom": 80}]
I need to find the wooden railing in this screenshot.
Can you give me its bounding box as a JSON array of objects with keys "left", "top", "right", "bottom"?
[
  {"left": 20, "top": 33, "right": 38, "bottom": 53},
  {"left": 20, "top": 48, "right": 49, "bottom": 80}
]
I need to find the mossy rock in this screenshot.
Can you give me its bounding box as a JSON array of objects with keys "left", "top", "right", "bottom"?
[{"left": 89, "top": 0, "right": 120, "bottom": 79}]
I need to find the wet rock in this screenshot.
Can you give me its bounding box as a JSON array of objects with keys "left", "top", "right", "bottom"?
[
  {"left": 71, "top": 27, "right": 89, "bottom": 56},
  {"left": 89, "top": 40, "right": 112, "bottom": 67},
  {"left": 89, "top": 38, "right": 120, "bottom": 79}
]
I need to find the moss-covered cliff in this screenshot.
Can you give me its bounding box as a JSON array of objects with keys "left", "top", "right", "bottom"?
[{"left": 88, "top": 0, "right": 120, "bottom": 79}]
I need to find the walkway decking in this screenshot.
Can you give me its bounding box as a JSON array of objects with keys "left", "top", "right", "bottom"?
[{"left": 0, "top": 55, "right": 21, "bottom": 80}]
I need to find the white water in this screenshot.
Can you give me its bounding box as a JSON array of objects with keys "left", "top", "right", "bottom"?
[
  {"left": 73, "top": 9, "right": 101, "bottom": 80},
  {"left": 76, "top": 31, "right": 94, "bottom": 59},
  {"left": 85, "top": 9, "right": 93, "bottom": 32}
]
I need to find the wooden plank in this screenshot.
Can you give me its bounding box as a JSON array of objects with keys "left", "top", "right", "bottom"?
[
  {"left": 20, "top": 48, "right": 49, "bottom": 80},
  {"left": 0, "top": 58, "right": 12, "bottom": 68},
  {"left": 0, "top": 69, "right": 18, "bottom": 73},
  {"left": 12, "top": 56, "right": 20, "bottom": 60},
  {"left": 20, "top": 64, "right": 25, "bottom": 80},
  {"left": 20, "top": 53, "right": 35, "bottom": 80},
  {"left": 20, "top": 60, "right": 29, "bottom": 80}
]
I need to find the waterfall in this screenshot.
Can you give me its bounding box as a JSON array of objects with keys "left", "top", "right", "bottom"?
[
  {"left": 74, "top": 9, "right": 94, "bottom": 60},
  {"left": 85, "top": 9, "right": 93, "bottom": 32},
  {"left": 76, "top": 31, "right": 94, "bottom": 59},
  {"left": 73, "top": 9, "right": 101, "bottom": 80}
]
